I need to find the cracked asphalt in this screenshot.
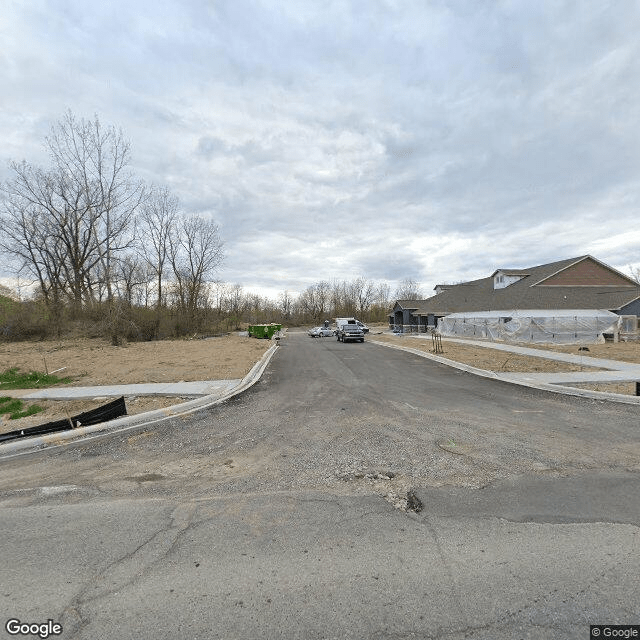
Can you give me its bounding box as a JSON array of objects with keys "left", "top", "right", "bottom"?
[{"left": 0, "top": 331, "right": 639, "bottom": 639}]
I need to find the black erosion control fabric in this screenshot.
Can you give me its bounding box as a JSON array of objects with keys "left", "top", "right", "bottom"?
[{"left": 0, "top": 396, "right": 127, "bottom": 443}]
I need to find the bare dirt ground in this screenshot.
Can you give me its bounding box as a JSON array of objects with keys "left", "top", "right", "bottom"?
[
  {"left": 564, "top": 381, "right": 638, "bottom": 395},
  {"left": 371, "top": 333, "right": 603, "bottom": 372},
  {"left": 0, "top": 334, "right": 271, "bottom": 385},
  {"left": 0, "top": 334, "right": 271, "bottom": 434},
  {"left": 518, "top": 340, "right": 640, "bottom": 364}
]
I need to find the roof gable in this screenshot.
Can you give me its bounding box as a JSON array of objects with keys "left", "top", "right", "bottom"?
[
  {"left": 533, "top": 256, "right": 638, "bottom": 287},
  {"left": 392, "top": 299, "right": 424, "bottom": 311}
]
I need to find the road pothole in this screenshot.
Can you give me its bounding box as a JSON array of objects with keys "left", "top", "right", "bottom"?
[
  {"left": 334, "top": 468, "right": 422, "bottom": 513},
  {"left": 384, "top": 489, "right": 423, "bottom": 513}
]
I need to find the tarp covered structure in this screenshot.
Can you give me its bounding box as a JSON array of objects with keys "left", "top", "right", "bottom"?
[{"left": 438, "top": 309, "right": 620, "bottom": 344}]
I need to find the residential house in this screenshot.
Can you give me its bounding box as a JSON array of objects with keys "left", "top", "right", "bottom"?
[{"left": 389, "top": 256, "right": 640, "bottom": 341}]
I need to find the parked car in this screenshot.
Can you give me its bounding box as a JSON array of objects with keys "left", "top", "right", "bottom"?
[
  {"left": 336, "top": 322, "right": 365, "bottom": 343},
  {"left": 308, "top": 327, "right": 334, "bottom": 338}
]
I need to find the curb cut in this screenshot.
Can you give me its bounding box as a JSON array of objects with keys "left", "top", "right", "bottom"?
[
  {"left": 0, "top": 342, "right": 280, "bottom": 459},
  {"left": 369, "top": 339, "right": 640, "bottom": 406}
]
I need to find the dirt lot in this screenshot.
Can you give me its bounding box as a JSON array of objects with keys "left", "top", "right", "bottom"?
[
  {"left": 518, "top": 340, "right": 640, "bottom": 364},
  {"left": 0, "top": 334, "right": 271, "bottom": 385},
  {"left": 370, "top": 333, "right": 607, "bottom": 373},
  {"left": 0, "top": 334, "right": 271, "bottom": 435}
]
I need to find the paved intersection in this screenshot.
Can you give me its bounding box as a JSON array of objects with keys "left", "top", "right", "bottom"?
[{"left": 0, "top": 332, "right": 638, "bottom": 639}]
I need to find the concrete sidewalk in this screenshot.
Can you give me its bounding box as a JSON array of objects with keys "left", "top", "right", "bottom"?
[
  {"left": 3, "top": 379, "right": 241, "bottom": 400},
  {"left": 500, "top": 370, "right": 640, "bottom": 384}
]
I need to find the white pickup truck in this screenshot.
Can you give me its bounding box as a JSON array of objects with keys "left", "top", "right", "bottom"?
[{"left": 334, "top": 317, "right": 369, "bottom": 334}]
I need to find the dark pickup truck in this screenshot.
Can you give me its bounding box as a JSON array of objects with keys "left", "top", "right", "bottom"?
[{"left": 336, "top": 322, "right": 365, "bottom": 343}]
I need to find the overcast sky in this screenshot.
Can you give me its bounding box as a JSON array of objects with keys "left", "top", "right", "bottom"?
[{"left": 2, "top": 0, "right": 639, "bottom": 300}]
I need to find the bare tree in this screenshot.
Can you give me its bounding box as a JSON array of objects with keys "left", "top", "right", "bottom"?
[
  {"left": 315, "top": 281, "right": 331, "bottom": 320},
  {"left": 295, "top": 280, "right": 331, "bottom": 322},
  {"left": 139, "top": 186, "right": 178, "bottom": 335},
  {"left": 278, "top": 290, "right": 293, "bottom": 320},
  {"left": 370, "top": 282, "right": 392, "bottom": 322},
  {"left": 335, "top": 279, "right": 357, "bottom": 317},
  {"left": 376, "top": 282, "right": 392, "bottom": 307},
  {"left": 169, "top": 215, "right": 224, "bottom": 331},
  {"left": 226, "top": 284, "right": 248, "bottom": 317},
  {"left": 0, "top": 183, "right": 68, "bottom": 331},
  {"left": 395, "top": 278, "right": 422, "bottom": 300},
  {"left": 46, "top": 111, "right": 144, "bottom": 301},
  {"left": 209, "top": 280, "right": 229, "bottom": 317},
  {"left": 221, "top": 283, "right": 249, "bottom": 330},
  {"left": 114, "top": 253, "right": 152, "bottom": 307},
  {"left": 352, "top": 277, "right": 376, "bottom": 316},
  {"left": 1, "top": 112, "right": 142, "bottom": 313},
  {"left": 629, "top": 265, "right": 640, "bottom": 284},
  {"left": 329, "top": 279, "right": 346, "bottom": 317},
  {"left": 296, "top": 286, "right": 316, "bottom": 322},
  {"left": 2, "top": 160, "right": 98, "bottom": 308}
]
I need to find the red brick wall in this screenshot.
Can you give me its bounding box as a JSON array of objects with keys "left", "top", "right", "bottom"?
[{"left": 539, "top": 259, "right": 633, "bottom": 286}]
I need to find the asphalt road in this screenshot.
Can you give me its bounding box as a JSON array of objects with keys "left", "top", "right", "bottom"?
[{"left": 0, "top": 331, "right": 639, "bottom": 639}]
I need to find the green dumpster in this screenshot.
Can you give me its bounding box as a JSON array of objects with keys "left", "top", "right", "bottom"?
[{"left": 248, "top": 323, "right": 282, "bottom": 339}]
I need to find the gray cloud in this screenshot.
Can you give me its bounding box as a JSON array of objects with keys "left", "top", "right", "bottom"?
[{"left": 1, "top": 0, "right": 639, "bottom": 298}]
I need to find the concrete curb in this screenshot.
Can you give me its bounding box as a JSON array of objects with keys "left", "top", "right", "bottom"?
[
  {"left": 369, "top": 339, "right": 640, "bottom": 406},
  {"left": 0, "top": 342, "right": 280, "bottom": 459}
]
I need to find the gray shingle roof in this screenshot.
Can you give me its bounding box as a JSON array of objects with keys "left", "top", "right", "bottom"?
[
  {"left": 394, "top": 299, "right": 422, "bottom": 309},
  {"left": 394, "top": 256, "right": 640, "bottom": 317}
]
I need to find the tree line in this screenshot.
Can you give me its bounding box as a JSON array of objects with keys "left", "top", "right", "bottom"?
[
  {"left": 0, "top": 111, "right": 223, "bottom": 341},
  {"left": 0, "top": 112, "right": 423, "bottom": 342},
  {"left": 0, "top": 272, "right": 420, "bottom": 342}
]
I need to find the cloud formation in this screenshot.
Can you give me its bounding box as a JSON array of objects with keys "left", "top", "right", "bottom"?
[{"left": 1, "top": 0, "right": 639, "bottom": 299}]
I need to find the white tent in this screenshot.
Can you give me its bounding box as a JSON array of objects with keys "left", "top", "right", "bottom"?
[{"left": 438, "top": 309, "right": 620, "bottom": 344}]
